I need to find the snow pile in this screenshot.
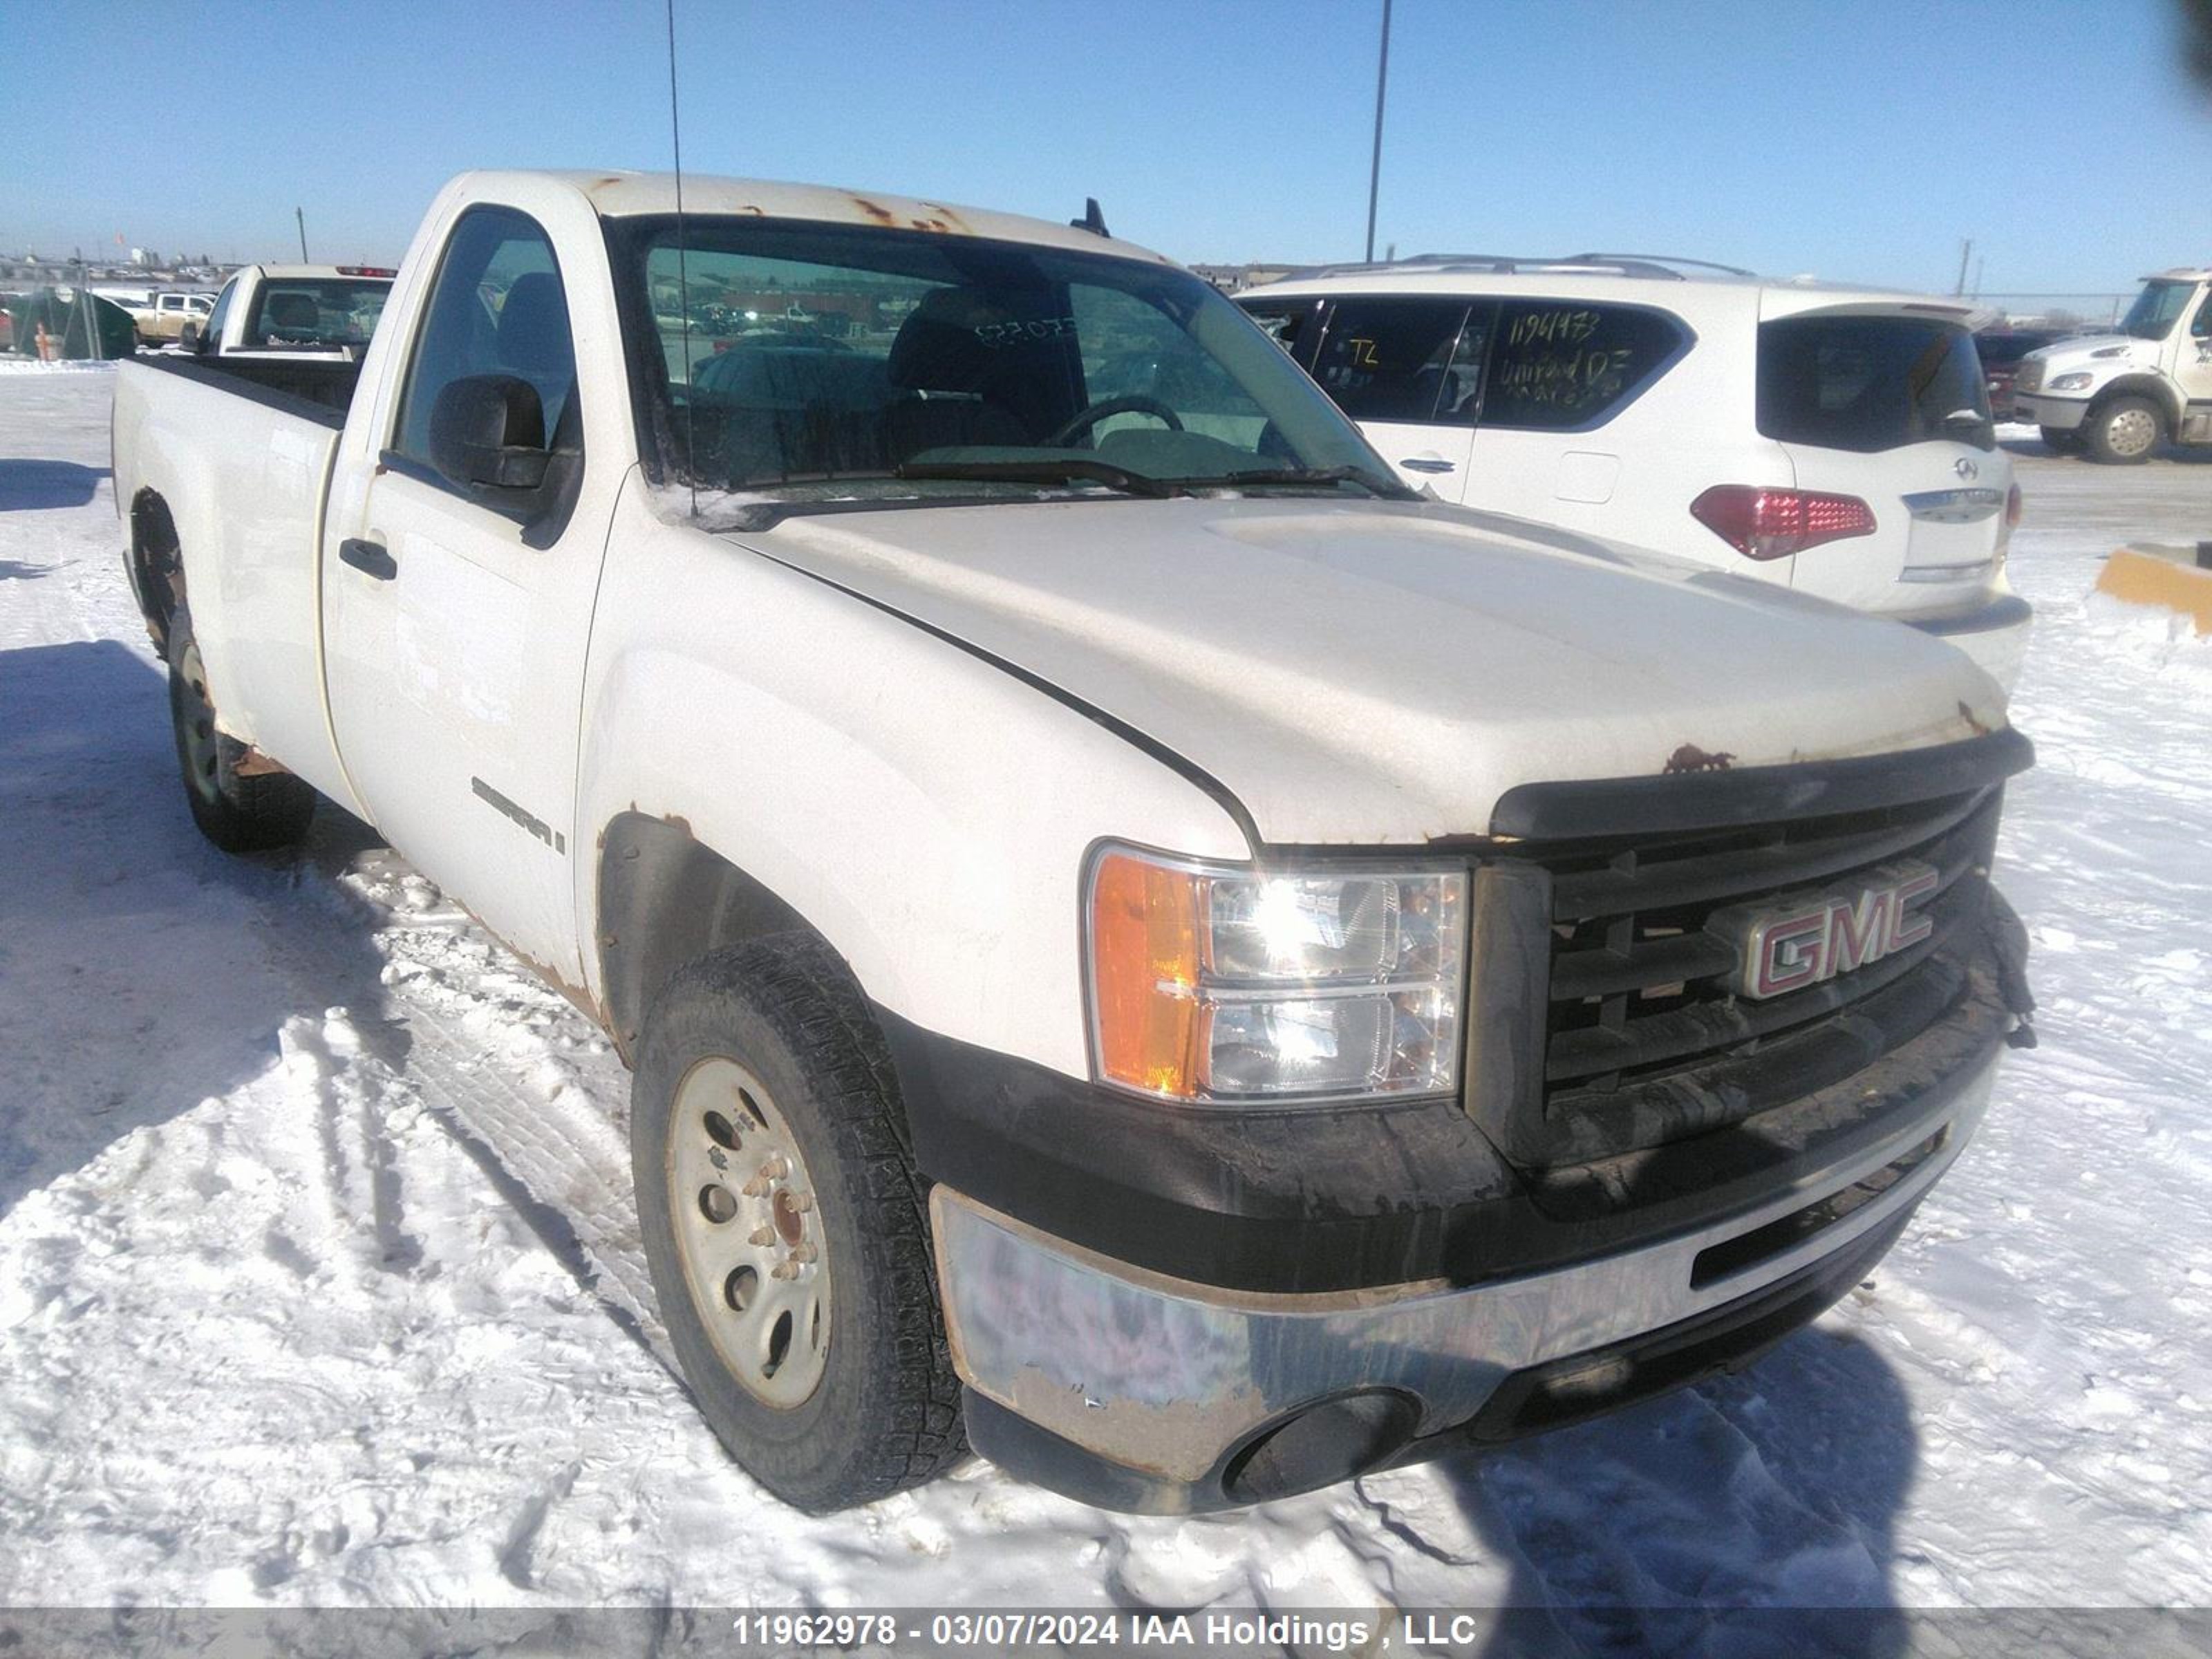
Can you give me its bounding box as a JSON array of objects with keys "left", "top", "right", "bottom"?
[{"left": 1, "top": 379, "right": 2208, "bottom": 1638}]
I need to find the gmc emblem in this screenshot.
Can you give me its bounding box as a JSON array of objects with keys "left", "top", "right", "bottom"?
[{"left": 1721, "top": 860, "right": 1940, "bottom": 1000}]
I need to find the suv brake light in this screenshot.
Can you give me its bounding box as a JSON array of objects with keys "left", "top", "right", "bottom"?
[
  {"left": 1690, "top": 485, "right": 1877, "bottom": 561},
  {"left": 337, "top": 266, "right": 397, "bottom": 278}
]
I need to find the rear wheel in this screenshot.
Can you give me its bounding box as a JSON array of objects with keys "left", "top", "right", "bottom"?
[
  {"left": 2083, "top": 396, "right": 2162, "bottom": 465},
  {"left": 167, "top": 607, "right": 316, "bottom": 852},
  {"left": 631, "top": 933, "right": 965, "bottom": 1512},
  {"left": 2039, "top": 426, "right": 2083, "bottom": 455}
]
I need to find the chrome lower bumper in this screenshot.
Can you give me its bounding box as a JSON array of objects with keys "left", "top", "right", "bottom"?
[
  {"left": 2014, "top": 393, "right": 2088, "bottom": 430},
  {"left": 935, "top": 1053, "right": 1997, "bottom": 1501}
]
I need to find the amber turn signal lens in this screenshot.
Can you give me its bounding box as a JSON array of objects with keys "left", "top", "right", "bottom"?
[{"left": 1089, "top": 851, "right": 1203, "bottom": 1097}]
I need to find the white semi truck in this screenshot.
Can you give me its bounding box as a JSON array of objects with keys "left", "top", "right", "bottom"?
[{"left": 2012, "top": 266, "right": 2212, "bottom": 462}]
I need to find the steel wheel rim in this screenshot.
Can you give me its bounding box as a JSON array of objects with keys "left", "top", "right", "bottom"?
[
  {"left": 666, "top": 1056, "right": 831, "bottom": 1407},
  {"left": 2108, "top": 407, "right": 2156, "bottom": 457},
  {"left": 176, "top": 640, "right": 221, "bottom": 801}
]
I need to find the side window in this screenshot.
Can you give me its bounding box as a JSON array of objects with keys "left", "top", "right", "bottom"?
[
  {"left": 2193, "top": 292, "right": 2212, "bottom": 340},
  {"left": 1482, "top": 301, "right": 1685, "bottom": 431},
  {"left": 1311, "top": 298, "right": 1477, "bottom": 424},
  {"left": 1239, "top": 299, "right": 1324, "bottom": 368},
  {"left": 393, "top": 207, "right": 577, "bottom": 471}
]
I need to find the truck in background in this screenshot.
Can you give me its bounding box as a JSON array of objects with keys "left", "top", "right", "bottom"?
[
  {"left": 180, "top": 263, "right": 395, "bottom": 362},
  {"left": 2011, "top": 267, "right": 2212, "bottom": 462}
]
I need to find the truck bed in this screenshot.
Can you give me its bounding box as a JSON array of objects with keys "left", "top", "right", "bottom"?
[{"left": 136, "top": 350, "right": 363, "bottom": 424}]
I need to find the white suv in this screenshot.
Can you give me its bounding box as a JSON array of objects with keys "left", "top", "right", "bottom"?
[{"left": 1240, "top": 256, "right": 2030, "bottom": 690}]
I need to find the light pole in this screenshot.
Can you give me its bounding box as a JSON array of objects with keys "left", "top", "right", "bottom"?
[{"left": 1365, "top": 0, "right": 1393, "bottom": 263}]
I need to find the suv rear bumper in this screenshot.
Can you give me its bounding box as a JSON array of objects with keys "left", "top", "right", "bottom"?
[
  {"left": 937, "top": 1042, "right": 2000, "bottom": 1513},
  {"left": 1908, "top": 592, "right": 2032, "bottom": 691}
]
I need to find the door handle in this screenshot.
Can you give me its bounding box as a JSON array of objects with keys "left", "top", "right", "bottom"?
[
  {"left": 339, "top": 538, "right": 397, "bottom": 581},
  {"left": 1401, "top": 456, "right": 1457, "bottom": 475}
]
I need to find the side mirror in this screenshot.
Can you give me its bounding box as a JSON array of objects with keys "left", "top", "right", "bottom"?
[
  {"left": 176, "top": 321, "right": 200, "bottom": 353},
  {"left": 429, "top": 374, "right": 550, "bottom": 493}
]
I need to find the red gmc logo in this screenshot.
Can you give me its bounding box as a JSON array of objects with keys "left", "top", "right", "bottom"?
[{"left": 1728, "top": 861, "right": 1940, "bottom": 1000}]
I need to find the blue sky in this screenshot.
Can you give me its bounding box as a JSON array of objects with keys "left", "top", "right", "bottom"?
[{"left": 5, "top": 0, "right": 2205, "bottom": 298}]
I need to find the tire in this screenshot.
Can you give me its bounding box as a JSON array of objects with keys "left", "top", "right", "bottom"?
[
  {"left": 167, "top": 606, "right": 316, "bottom": 852},
  {"left": 2039, "top": 426, "right": 2083, "bottom": 455},
  {"left": 631, "top": 932, "right": 965, "bottom": 1512},
  {"left": 2083, "top": 396, "right": 2162, "bottom": 465}
]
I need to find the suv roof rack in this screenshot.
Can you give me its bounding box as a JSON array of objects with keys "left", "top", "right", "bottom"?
[{"left": 1280, "top": 252, "right": 1761, "bottom": 283}]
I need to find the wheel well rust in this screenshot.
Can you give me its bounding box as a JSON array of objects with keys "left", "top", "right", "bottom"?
[{"left": 594, "top": 812, "right": 814, "bottom": 1060}]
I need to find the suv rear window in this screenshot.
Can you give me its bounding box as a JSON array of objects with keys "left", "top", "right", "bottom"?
[{"left": 1759, "top": 315, "right": 1994, "bottom": 453}]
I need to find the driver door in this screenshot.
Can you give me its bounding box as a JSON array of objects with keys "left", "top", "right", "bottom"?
[{"left": 320, "top": 203, "right": 614, "bottom": 981}]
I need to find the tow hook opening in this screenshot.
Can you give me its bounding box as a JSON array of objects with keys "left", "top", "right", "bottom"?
[{"left": 1219, "top": 1391, "right": 1419, "bottom": 1506}]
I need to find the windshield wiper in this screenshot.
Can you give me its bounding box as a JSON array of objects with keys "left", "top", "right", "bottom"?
[
  {"left": 1166, "top": 465, "right": 1415, "bottom": 500},
  {"left": 893, "top": 458, "right": 1177, "bottom": 499}
]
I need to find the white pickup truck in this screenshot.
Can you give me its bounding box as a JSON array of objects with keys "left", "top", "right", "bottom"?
[
  {"left": 2012, "top": 266, "right": 2212, "bottom": 461},
  {"left": 112, "top": 169, "right": 2035, "bottom": 1515},
  {"left": 178, "top": 262, "right": 395, "bottom": 362}
]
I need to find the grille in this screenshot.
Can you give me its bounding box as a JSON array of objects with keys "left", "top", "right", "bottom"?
[
  {"left": 2014, "top": 358, "right": 2045, "bottom": 394},
  {"left": 1466, "top": 782, "right": 2004, "bottom": 1168}
]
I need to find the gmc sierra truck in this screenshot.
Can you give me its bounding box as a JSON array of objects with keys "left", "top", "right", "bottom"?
[{"left": 111, "top": 170, "right": 2035, "bottom": 1515}]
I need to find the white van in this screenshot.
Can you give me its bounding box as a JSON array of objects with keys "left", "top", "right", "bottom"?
[{"left": 1241, "top": 257, "right": 2029, "bottom": 690}]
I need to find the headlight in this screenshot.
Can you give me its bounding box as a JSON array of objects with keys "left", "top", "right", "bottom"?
[
  {"left": 1085, "top": 845, "right": 1465, "bottom": 1105},
  {"left": 2049, "top": 371, "right": 2093, "bottom": 391}
]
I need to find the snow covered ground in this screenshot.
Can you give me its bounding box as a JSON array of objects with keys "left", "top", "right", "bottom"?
[{"left": 1, "top": 367, "right": 2208, "bottom": 1644}]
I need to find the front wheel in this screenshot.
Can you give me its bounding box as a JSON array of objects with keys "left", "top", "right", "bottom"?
[
  {"left": 2083, "top": 396, "right": 2162, "bottom": 465},
  {"left": 631, "top": 933, "right": 965, "bottom": 1512},
  {"left": 167, "top": 607, "right": 316, "bottom": 852}
]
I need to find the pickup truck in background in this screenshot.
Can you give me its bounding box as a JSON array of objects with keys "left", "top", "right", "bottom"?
[
  {"left": 179, "top": 262, "right": 395, "bottom": 362},
  {"left": 112, "top": 169, "right": 2035, "bottom": 1515},
  {"left": 2012, "top": 266, "right": 2212, "bottom": 462},
  {"left": 129, "top": 289, "right": 215, "bottom": 346}
]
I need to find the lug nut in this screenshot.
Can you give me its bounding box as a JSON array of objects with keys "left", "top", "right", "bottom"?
[
  {"left": 788, "top": 1192, "right": 814, "bottom": 1213},
  {"left": 770, "top": 1262, "right": 799, "bottom": 1281},
  {"left": 740, "top": 1176, "right": 771, "bottom": 1197},
  {"left": 760, "top": 1154, "right": 790, "bottom": 1181},
  {"left": 749, "top": 1226, "right": 775, "bottom": 1246},
  {"left": 789, "top": 1243, "right": 818, "bottom": 1264}
]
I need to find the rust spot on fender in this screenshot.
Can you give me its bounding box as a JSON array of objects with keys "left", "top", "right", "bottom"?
[
  {"left": 850, "top": 196, "right": 896, "bottom": 225},
  {"left": 910, "top": 217, "right": 953, "bottom": 233},
  {"left": 660, "top": 812, "right": 695, "bottom": 838},
  {"left": 1662, "top": 743, "right": 1736, "bottom": 775},
  {"left": 1957, "top": 700, "right": 1993, "bottom": 738},
  {"left": 919, "top": 201, "right": 972, "bottom": 233}
]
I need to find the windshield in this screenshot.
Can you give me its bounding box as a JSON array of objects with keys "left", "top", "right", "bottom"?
[
  {"left": 2120, "top": 281, "right": 2193, "bottom": 341},
  {"left": 611, "top": 216, "right": 1403, "bottom": 512},
  {"left": 243, "top": 277, "right": 391, "bottom": 349}
]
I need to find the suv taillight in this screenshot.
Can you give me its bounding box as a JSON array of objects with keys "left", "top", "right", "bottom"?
[{"left": 1690, "top": 485, "right": 1878, "bottom": 561}]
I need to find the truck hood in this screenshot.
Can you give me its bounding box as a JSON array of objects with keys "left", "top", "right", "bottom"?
[
  {"left": 2027, "top": 334, "right": 2157, "bottom": 373},
  {"left": 739, "top": 497, "right": 2007, "bottom": 846}
]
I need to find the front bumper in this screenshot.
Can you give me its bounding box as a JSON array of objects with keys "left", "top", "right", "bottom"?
[
  {"left": 2013, "top": 392, "right": 2089, "bottom": 430},
  {"left": 936, "top": 1044, "right": 2000, "bottom": 1512},
  {"left": 1908, "top": 592, "right": 2034, "bottom": 693}
]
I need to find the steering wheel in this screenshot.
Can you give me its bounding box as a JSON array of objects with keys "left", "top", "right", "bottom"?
[{"left": 1047, "top": 395, "right": 1185, "bottom": 448}]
